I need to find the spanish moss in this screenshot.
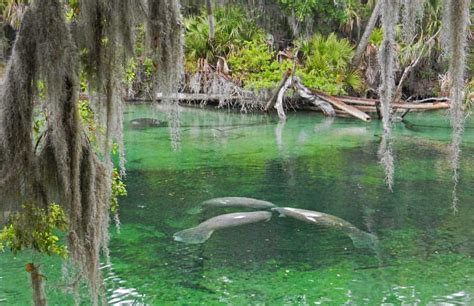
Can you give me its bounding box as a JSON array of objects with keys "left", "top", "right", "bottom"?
[
  {"left": 440, "top": 0, "right": 470, "bottom": 211},
  {"left": 0, "top": 0, "right": 121, "bottom": 304},
  {"left": 146, "top": 0, "right": 184, "bottom": 150},
  {"left": 401, "top": 0, "right": 424, "bottom": 43},
  {"left": 76, "top": 0, "right": 137, "bottom": 174},
  {"left": 377, "top": 0, "right": 399, "bottom": 190}
]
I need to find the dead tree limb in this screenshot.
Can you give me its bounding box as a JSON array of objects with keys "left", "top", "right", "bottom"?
[
  {"left": 394, "top": 29, "right": 440, "bottom": 101},
  {"left": 265, "top": 69, "right": 292, "bottom": 112},
  {"left": 292, "top": 77, "right": 335, "bottom": 116},
  {"left": 274, "top": 75, "right": 294, "bottom": 120}
]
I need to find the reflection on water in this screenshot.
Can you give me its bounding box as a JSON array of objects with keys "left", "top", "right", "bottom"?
[{"left": 1, "top": 104, "right": 473, "bottom": 304}]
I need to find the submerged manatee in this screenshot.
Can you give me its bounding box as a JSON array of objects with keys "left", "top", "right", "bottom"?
[
  {"left": 173, "top": 211, "right": 272, "bottom": 244},
  {"left": 187, "top": 197, "right": 277, "bottom": 214},
  {"left": 129, "top": 118, "right": 166, "bottom": 129},
  {"left": 272, "top": 207, "right": 377, "bottom": 249}
]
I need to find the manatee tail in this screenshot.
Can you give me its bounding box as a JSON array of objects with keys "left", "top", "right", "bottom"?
[
  {"left": 173, "top": 226, "right": 214, "bottom": 244},
  {"left": 348, "top": 230, "right": 378, "bottom": 250}
]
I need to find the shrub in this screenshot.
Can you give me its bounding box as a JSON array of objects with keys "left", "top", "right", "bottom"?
[
  {"left": 185, "top": 6, "right": 265, "bottom": 64},
  {"left": 228, "top": 40, "right": 292, "bottom": 90},
  {"left": 297, "top": 33, "right": 362, "bottom": 95}
]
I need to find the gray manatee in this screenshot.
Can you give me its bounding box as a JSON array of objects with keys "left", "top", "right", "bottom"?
[
  {"left": 174, "top": 211, "right": 272, "bottom": 244},
  {"left": 187, "top": 197, "right": 277, "bottom": 214},
  {"left": 272, "top": 207, "right": 377, "bottom": 249},
  {"left": 129, "top": 118, "right": 166, "bottom": 129}
]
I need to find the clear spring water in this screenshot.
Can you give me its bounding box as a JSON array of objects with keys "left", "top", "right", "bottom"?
[{"left": 1, "top": 104, "right": 473, "bottom": 305}]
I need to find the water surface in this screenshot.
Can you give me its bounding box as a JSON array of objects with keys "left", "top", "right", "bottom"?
[{"left": 1, "top": 104, "right": 473, "bottom": 304}]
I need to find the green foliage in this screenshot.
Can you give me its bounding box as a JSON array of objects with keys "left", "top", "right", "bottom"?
[
  {"left": 228, "top": 40, "right": 292, "bottom": 89},
  {"left": 297, "top": 33, "right": 362, "bottom": 95},
  {"left": 0, "top": 203, "right": 68, "bottom": 258},
  {"left": 124, "top": 58, "right": 137, "bottom": 84},
  {"left": 185, "top": 6, "right": 264, "bottom": 65},
  {"left": 110, "top": 168, "right": 127, "bottom": 213},
  {"left": 78, "top": 97, "right": 99, "bottom": 144},
  {"left": 368, "top": 27, "right": 383, "bottom": 47},
  {"left": 3, "top": 0, "right": 29, "bottom": 29},
  {"left": 277, "top": 0, "right": 347, "bottom": 22},
  {"left": 276, "top": 0, "right": 370, "bottom": 35}
]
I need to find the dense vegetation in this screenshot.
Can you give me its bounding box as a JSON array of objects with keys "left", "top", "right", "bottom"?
[{"left": 0, "top": 0, "right": 472, "bottom": 305}]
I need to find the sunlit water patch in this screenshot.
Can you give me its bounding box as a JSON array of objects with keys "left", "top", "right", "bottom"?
[{"left": 1, "top": 104, "right": 473, "bottom": 304}]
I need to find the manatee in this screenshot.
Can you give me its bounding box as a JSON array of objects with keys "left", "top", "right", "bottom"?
[
  {"left": 187, "top": 197, "right": 277, "bottom": 214},
  {"left": 173, "top": 211, "right": 272, "bottom": 244},
  {"left": 129, "top": 118, "right": 166, "bottom": 129},
  {"left": 272, "top": 207, "right": 377, "bottom": 249}
]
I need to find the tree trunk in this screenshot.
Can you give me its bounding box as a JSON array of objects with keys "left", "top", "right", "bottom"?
[
  {"left": 206, "top": 0, "right": 215, "bottom": 40},
  {"left": 351, "top": 0, "right": 382, "bottom": 69},
  {"left": 29, "top": 264, "right": 47, "bottom": 306}
]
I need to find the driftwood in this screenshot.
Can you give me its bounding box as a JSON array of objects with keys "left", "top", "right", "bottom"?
[
  {"left": 270, "top": 74, "right": 337, "bottom": 120},
  {"left": 338, "top": 96, "right": 450, "bottom": 108},
  {"left": 292, "top": 77, "right": 335, "bottom": 116},
  {"left": 274, "top": 75, "right": 294, "bottom": 120},
  {"left": 265, "top": 69, "right": 292, "bottom": 112},
  {"left": 312, "top": 90, "right": 371, "bottom": 122}
]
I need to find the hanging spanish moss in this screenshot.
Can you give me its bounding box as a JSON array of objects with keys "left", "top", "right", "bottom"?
[
  {"left": 401, "top": 0, "right": 424, "bottom": 43},
  {"left": 0, "top": 0, "right": 119, "bottom": 304},
  {"left": 146, "top": 0, "right": 184, "bottom": 150},
  {"left": 75, "top": 0, "right": 138, "bottom": 174},
  {"left": 377, "top": 0, "right": 399, "bottom": 190},
  {"left": 440, "top": 0, "right": 470, "bottom": 211},
  {"left": 0, "top": 0, "right": 37, "bottom": 223}
]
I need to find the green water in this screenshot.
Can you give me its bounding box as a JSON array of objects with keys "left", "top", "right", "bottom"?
[{"left": 1, "top": 104, "right": 474, "bottom": 305}]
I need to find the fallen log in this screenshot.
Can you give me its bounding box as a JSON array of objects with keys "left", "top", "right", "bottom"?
[
  {"left": 312, "top": 90, "right": 371, "bottom": 122},
  {"left": 338, "top": 96, "right": 450, "bottom": 110},
  {"left": 292, "top": 77, "right": 335, "bottom": 116},
  {"left": 338, "top": 96, "right": 378, "bottom": 106},
  {"left": 392, "top": 102, "right": 449, "bottom": 110}
]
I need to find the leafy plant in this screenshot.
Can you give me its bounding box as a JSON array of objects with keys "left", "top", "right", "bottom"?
[
  {"left": 368, "top": 27, "right": 384, "bottom": 47},
  {"left": 185, "top": 6, "right": 264, "bottom": 65},
  {"left": 228, "top": 40, "right": 292, "bottom": 89},
  {"left": 110, "top": 168, "right": 127, "bottom": 213},
  {"left": 0, "top": 203, "right": 68, "bottom": 258},
  {"left": 297, "top": 33, "right": 362, "bottom": 95}
]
